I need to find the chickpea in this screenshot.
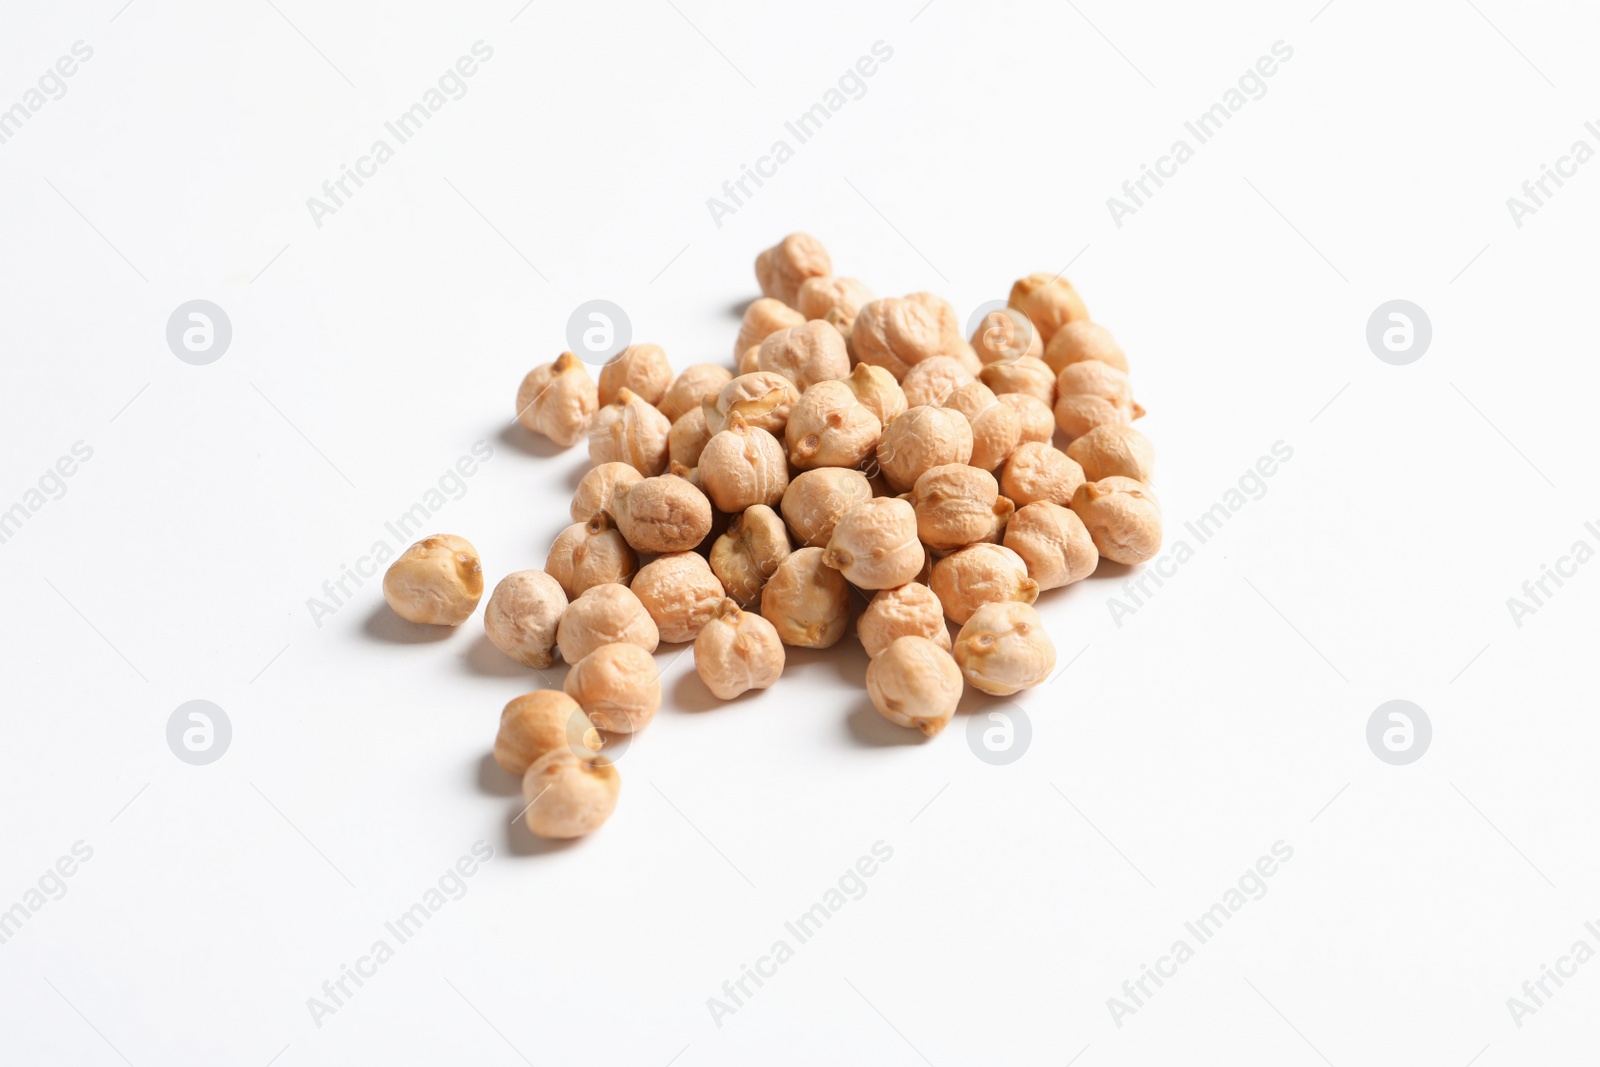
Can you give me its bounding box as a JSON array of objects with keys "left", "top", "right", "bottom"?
[
  {"left": 950, "top": 337, "right": 985, "bottom": 377},
  {"left": 660, "top": 363, "right": 734, "bottom": 424},
  {"left": 516, "top": 352, "right": 598, "bottom": 447},
  {"left": 929, "top": 543, "right": 1039, "bottom": 624},
  {"left": 611, "top": 473, "right": 713, "bottom": 554},
  {"left": 589, "top": 387, "right": 672, "bottom": 475},
  {"left": 1003, "top": 502, "right": 1098, "bottom": 590},
  {"left": 1070, "top": 476, "right": 1162, "bottom": 565},
  {"left": 546, "top": 513, "right": 638, "bottom": 598},
  {"left": 822, "top": 497, "right": 924, "bottom": 590},
  {"left": 848, "top": 293, "right": 965, "bottom": 381},
  {"left": 1054, "top": 361, "right": 1143, "bottom": 442},
  {"left": 571, "top": 462, "right": 642, "bottom": 523},
  {"left": 756, "top": 232, "right": 833, "bottom": 307},
  {"left": 797, "top": 276, "right": 874, "bottom": 332},
  {"left": 668, "top": 405, "right": 712, "bottom": 469},
  {"left": 737, "top": 344, "right": 762, "bottom": 375},
  {"left": 900, "top": 355, "right": 976, "bottom": 409},
  {"left": 736, "top": 297, "right": 805, "bottom": 359},
  {"left": 841, "top": 362, "right": 908, "bottom": 426},
  {"left": 556, "top": 583, "right": 659, "bottom": 663},
  {"left": 1000, "top": 392, "right": 1056, "bottom": 444},
  {"left": 1066, "top": 423, "right": 1154, "bottom": 483},
  {"left": 563, "top": 642, "right": 662, "bottom": 733},
  {"left": 1008, "top": 273, "right": 1090, "bottom": 343},
  {"left": 494, "top": 690, "right": 599, "bottom": 775},
  {"left": 630, "top": 551, "right": 725, "bottom": 643},
  {"left": 858, "top": 582, "right": 950, "bottom": 659},
  {"left": 907, "top": 464, "right": 1013, "bottom": 554},
  {"left": 484, "top": 570, "right": 568, "bottom": 669},
  {"left": 952, "top": 601, "right": 1055, "bottom": 696},
  {"left": 866, "top": 636, "right": 963, "bottom": 737},
  {"left": 698, "top": 412, "right": 790, "bottom": 513},
  {"left": 999, "top": 441, "right": 1085, "bottom": 507},
  {"left": 981, "top": 355, "right": 1057, "bottom": 407},
  {"left": 521, "top": 748, "right": 620, "bottom": 839},
  {"left": 944, "top": 382, "right": 1023, "bottom": 471},
  {"left": 694, "top": 598, "right": 786, "bottom": 699},
  {"left": 781, "top": 467, "right": 873, "bottom": 548},
  {"left": 785, "top": 380, "right": 882, "bottom": 470},
  {"left": 1043, "top": 320, "right": 1129, "bottom": 375},
  {"left": 704, "top": 372, "right": 799, "bottom": 437},
  {"left": 760, "top": 546, "right": 851, "bottom": 648},
  {"left": 598, "top": 343, "right": 672, "bottom": 407},
  {"left": 970, "top": 306, "right": 1042, "bottom": 365},
  {"left": 383, "top": 534, "right": 483, "bottom": 625},
  {"left": 710, "top": 504, "right": 791, "bottom": 606},
  {"left": 875, "top": 405, "right": 973, "bottom": 492},
  {"left": 757, "top": 320, "right": 850, "bottom": 391}
]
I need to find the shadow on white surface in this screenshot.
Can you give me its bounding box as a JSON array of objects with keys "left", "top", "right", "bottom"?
[{"left": 362, "top": 600, "right": 454, "bottom": 643}]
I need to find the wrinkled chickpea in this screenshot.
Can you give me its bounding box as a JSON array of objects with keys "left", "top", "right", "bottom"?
[
  {"left": 970, "top": 306, "right": 1042, "bottom": 365},
  {"left": 797, "top": 275, "right": 874, "bottom": 332},
  {"left": 929, "top": 543, "right": 1039, "bottom": 624},
  {"left": 1003, "top": 502, "right": 1098, "bottom": 590},
  {"left": 698, "top": 412, "right": 790, "bottom": 513},
  {"left": 556, "top": 583, "right": 659, "bottom": 663},
  {"left": 1054, "top": 361, "right": 1143, "bottom": 442},
  {"left": 695, "top": 598, "right": 786, "bottom": 699},
  {"left": 598, "top": 343, "right": 672, "bottom": 407},
  {"left": 709, "top": 504, "right": 791, "bottom": 607},
  {"left": 781, "top": 467, "right": 873, "bottom": 548},
  {"left": 484, "top": 570, "right": 568, "bottom": 668},
  {"left": 848, "top": 292, "right": 965, "bottom": 381},
  {"left": 737, "top": 344, "right": 762, "bottom": 375},
  {"left": 704, "top": 372, "right": 799, "bottom": 437},
  {"left": 1008, "top": 273, "right": 1090, "bottom": 343},
  {"left": 900, "top": 355, "right": 976, "bottom": 409},
  {"left": 907, "top": 464, "right": 1013, "bottom": 554},
  {"left": 981, "top": 355, "right": 1057, "bottom": 407},
  {"left": 630, "top": 551, "right": 725, "bottom": 643},
  {"left": 875, "top": 405, "right": 974, "bottom": 492},
  {"left": 516, "top": 352, "right": 598, "bottom": 447},
  {"left": 756, "top": 232, "right": 833, "bottom": 307},
  {"left": 1066, "top": 423, "right": 1155, "bottom": 483},
  {"left": 952, "top": 601, "right": 1056, "bottom": 696},
  {"left": 757, "top": 320, "right": 850, "bottom": 392},
  {"left": 1070, "top": 476, "right": 1162, "bottom": 565},
  {"left": 563, "top": 642, "right": 662, "bottom": 733},
  {"left": 546, "top": 513, "right": 638, "bottom": 598},
  {"left": 866, "top": 636, "right": 963, "bottom": 737},
  {"left": 823, "top": 497, "right": 924, "bottom": 590},
  {"left": 858, "top": 582, "right": 950, "bottom": 659},
  {"left": 522, "top": 749, "right": 620, "bottom": 839},
  {"left": 999, "top": 441, "right": 1085, "bottom": 508},
  {"left": 1043, "top": 320, "right": 1129, "bottom": 375},
  {"left": 944, "top": 382, "right": 1022, "bottom": 471},
  {"left": 786, "top": 380, "right": 882, "bottom": 470},
  {"left": 1000, "top": 392, "right": 1056, "bottom": 444},
  {"left": 660, "top": 363, "right": 734, "bottom": 423},
  {"left": 494, "top": 691, "right": 599, "bottom": 775},
  {"left": 589, "top": 387, "right": 672, "bottom": 475},
  {"left": 611, "top": 473, "right": 713, "bottom": 554},
  {"left": 668, "top": 405, "right": 712, "bottom": 469},
  {"left": 842, "top": 362, "right": 907, "bottom": 426},
  {"left": 571, "top": 462, "right": 642, "bottom": 523},
  {"left": 735, "top": 297, "right": 805, "bottom": 359},
  {"left": 760, "top": 546, "right": 851, "bottom": 648},
  {"left": 383, "top": 534, "right": 483, "bottom": 625}
]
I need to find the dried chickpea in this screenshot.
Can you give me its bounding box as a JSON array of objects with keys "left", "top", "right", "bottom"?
[
  {"left": 875, "top": 405, "right": 973, "bottom": 492},
  {"left": 710, "top": 504, "right": 791, "bottom": 606},
  {"left": 797, "top": 276, "right": 874, "bottom": 331},
  {"left": 822, "top": 497, "right": 924, "bottom": 590},
  {"left": 698, "top": 412, "right": 790, "bottom": 513},
  {"left": 516, "top": 352, "right": 598, "bottom": 447},
  {"left": 589, "top": 387, "right": 672, "bottom": 475},
  {"left": 950, "top": 337, "right": 985, "bottom": 377},
  {"left": 484, "top": 569, "right": 568, "bottom": 668},
  {"left": 1054, "top": 361, "right": 1143, "bottom": 442},
  {"left": 1008, "top": 273, "right": 1090, "bottom": 343},
  {"left": 383, "top": 534, "right": 483, "bottom": 625},
  {"left": 1000, "top": 392, "right": 1056, "bottom": 444},
  {"left": 1066, "top": 423, "right": 1154, "bottom": 483},
  {"left": 858, "top": 582, "right": 950, "bottom": 659},
  {"left": 563, "top": 642, "right": 661, "bottom": 733},
  {"left": 929, "top": 543, "right": 1039, "bottom": 624},
  {"left": 737, "top": 344, "right": 762, "bottom": 375},
  {"left": 494, "top": 691, "right": 598, "bottom": 775},
  {"left": 1000, "top": 441, "right": 1085, "bottom": 507},
  {"left": 760, "top": 546, "right": 851, "bottom": 648},
  {"left": 756, "top": 233, "right": 833, "bottom": 307},
  {"left": 631, "top": 551, "right": 724, "bottom": 643},
  {"left": 1070, "top": 476, "right": 1162, "bottom": 565},
  {"left": 736, "top": 298, "right": 805, "bottom": 359},
  {"left": 970, "top": 306, "right": 1042, "bottom": 366},
  {"left": 546, "top": 513, "right": 638, "bottom": 598},
  {"left": 598, "top": 343, "right": 672, "bottom": 407},
  {"left": 841, "top": 362, "right": 907, "bottom": 426},
  {"left": 757, "top": 320, "right": 850, "bottom": 391},
  {"left": 522, "top": 749, "right": 620, "bottom": 839},
  {"left": 866, "top": 636, "right": 963, "bottom": 737},
  {"left": 695, "top": 598, "right": 786, "bottom": 699},
  {"left": 1043, "top": 320, "right": 1129, "bottom": 375},
  {"left": 660, "top": 363, "right": 733, "bottom": 423},
  {"left": 785, "top": 380, "right": 882, "bottom": 470},
  {"left": 611, "top": 473, "right": 713, "bottom": 554},
  {"left": 1003, "top": 502, "right": 1098, "bottom": 590},
  {"left": 556, "top": 583, "right": 659, "bottom": 663},
  {"left": 571, "top": 462, "right": 642, "bottom": 523},
  {"left": 901, "top": 355, "right": 976, "bottom": 409},
  {"left": 668, "top": 406, "right": 712, "bottom": 469},
  {"left": 952, "top": 601, "right": 1055, "bottom": 696},
  {"left": 781, "top": 467, "right": 873, "bottom": 548},
  {"left": 981, "top": 355, "right": 1057, "bottom": 407},
  {"left": 944, "top": 382, "right": 1022, "bottom": 472},
  {"left": 848, "top": 293, "right": 965, "bottom": 381},
  {"left": 704, "top": 372, "right": 799, "bottom": 437},
  {"left": 907, "top": 464, "right": 1013, "bottom": 555}
]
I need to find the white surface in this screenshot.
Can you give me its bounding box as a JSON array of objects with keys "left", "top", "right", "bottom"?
[{"left": 1, "top": 0, "right": 1596, "bottom": 1064}]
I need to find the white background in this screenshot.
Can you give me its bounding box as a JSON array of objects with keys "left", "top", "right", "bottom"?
[{"left": 1, "top": 0, "right": 1596, "bottom": 1064}]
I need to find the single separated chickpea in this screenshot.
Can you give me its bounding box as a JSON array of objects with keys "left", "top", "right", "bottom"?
[
  {"left": 522, "top": 749, "right": 620, "bottom": 839},
  {"left": 630, "top": 551, "right": 725, "bottom": 643},
  {"left": 761, "top": 547, "right": 851, "bottom": 648},
  {"left": 875, "top": 405, "right": 973, "bottom": 492},
  {"left": 556, "top": 583, "right": 659, "bottom": 663},
  {"left": 797, "top": 276, "right": 874, "bottom": 333},
  {"left": 757, "top": 320, "right": 850, "bottom": 392},
  {"left": 589, "top": 387, "right": 672, "bottom": 475},
  {"left": 1043, "top": 320, "right": 1129, "bottom": 375},
  {"left": 598, "top": 344, "right": 672, "bottom": 407},
  {"left": 1070, "top": 476, "right": 1162, "bottom": 565},
  {"left": 756, "top": 233, "right": 833, "bottom": 307},
  {"left": 785, "top": 379, "right": 882, "bottom": 470},
  {"left": 1003, "top": 502, "right": 1099, "bottom": 590},
  {"left": 704, "top": 372, "right": 799, "bottom": 437},
  {"left": 822, "top": 497, "right": 924, "bottom": 590},
  {"left": 698, "top": 412, "right": 790, "bottom": 513},
  {"left": 841, "top": 362, "right": 907, "bottom": 426},
  {"left": 709, "top": 504, "right": 791, "bottom": 607},
  {"left": 1000, "top": 441, "right": 1085, "bottom": 507},
  {"left": 1066, "top": 423, "right": 1154, "bottom": 483},
  {"left": 611, "top": 473, "right": 713, "bottom": 554},
  {"left": 735, "top": 297, "right": 805, "bottom": 360},
  {"left": 929, "top": 543, "right": 1039, "bottom": 624},
  {"left": 694, "top": 598, "right": 786, "bottom": 699},
  {"left": 546, "top": 512, "right": 637, "bottom": 598},
  {"left": 952, "top": 601, "right": 1056, "bottom": 696},
  {"left": 858, "top": 582, "right": 950, "bottom": 659},
  {"left": 383, "top": 534, "right": 483, "bottom": 625},
  {"left": 494, "top": 690, "right": 599, "bottom": 775},
  {"left": 1008, "top": 273, "right": 1090, "bottom": 343},
  {"left": 866, "top": 636, "right": 963, "bottom": 737},
  {"left": 970, "top": 306, "right": 1042, "bottom": 366},
  {"left": 660, "top": 363, "right": 734, "bottom": 423},
  {"left": 907, "top": 464, "right": 1013, "bottom": 554},
  {"left": 900, "top": 356, "right": 975, "bottom": 409},
  {"left": 484, "top": 569, "right": 568, "bottom": 668},
  {"left": 848, "top": 293, "right": 965, "bottom": 381},
  {"left": 564, "top": 642, "right": 662, "bottom": 733},
  {"left": 571, "top": 462, "right": 642, "bottom": 523},
  {"left": 516, "top": 352, "right": 598, "bottom": 447},
  {"left": 781, "top": 467, "right": 873, "bottom": 548},
  {"left": 944, "top": 381, "right": 1023, "bottom": 471},
  {"left": 981, "top": 355, "right": 1057, "bottom": 407},
  {"left": 1054, "top": 361, "right": 1144, "bottom": 442}
]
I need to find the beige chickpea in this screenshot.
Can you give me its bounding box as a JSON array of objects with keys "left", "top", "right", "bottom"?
[
  {"left": 781, "top": 467, "right": 873, "bottom": 548},
  {"left": 598, "top": 343, "right": 672, "bottom": 407},
  {"left": 1070, "top": 476, "right": 1162, "bottom": 565},
  {"left": 952, "top": 601, "right": 1055, "bottom": 696},
  {"left": 494, "top": 691, "right": 599, "bottom": 775},
  {"left": 1000, "top": 392, "right": 1056, "bottom": 444},
  {"left": 797, "top": 275, "right": 874, "bottom": 331},
  {"left": 951, "top": 338, "right": 985, "bottom": 378},
  {"left": 866, "top": 636, "right": 963, "bottom": 736},
  {"left": 841, "top": 362, "right": 907, "bottom": 426},
  {"left": 760, "top": 547, "right": 851, "bottom": 648},
  {"left": 516, "top": 352, "right": 598, "bottom": 448},
  {"left": 660, "top": 363, "right": 734, "bottom": 423},
  {"left": 1054, "top": 361, "right": 1144, "bottom": 442},
  {"left": 611, "top": 473, "right": 713, "bottom": 554},
  {"left": 930, "top": 543, "right": 1039, "bottom": 624},
  {"left": 563, "top": 642, "right": 661, "bottom": 733},
  {"left": 383, "top": 534, "right": 483, "bottom": 625},
  {"left": 737, "top": 344, "right": 762, "bottom": 375},
  {"left": 1066, "top": 423, "right": 1155, "bottom": 483},
  {"left": 785, "top": 380, "right": 882, "bottom": 470},
  {"left": 1003, "top": 502, "right": 1098, "bottom": 590},
  {"left": 944, "top": 382, "right": 1023, "bottom": 471},
  {"left": 757, "top": 320, "right": 850, "bottom": 392},
  {"left": 1008, "top": 273, "right": 1090, "bottom": 343},
  {"left": 698, "top": 413, "right": 790, "bottom": 513},
  {"left": 756, "top": 233, "right": 833, "bottom": 307},
  {"left": 704, "top": 372, "right": 799, "bottom": 438},
  {"left": 709, "top": 504, "right": 791, "bottom": 607},
  {"left": 630, "top": 551, "right": 725, "bottom": 643},
  {"left": 981, "top": 355, "right": 1057, "bottom": 407},
  {"left": 546, "top": 513, "right": 638, "bottom": 598},
  {"left": 694, "top": 598, "right": 786, "bottom": 699},
  {"left": 875, "top": 405, "right": 973, "bottom": 492},
  {"left": 907, "top": 464, "right": 1014, "bottom": 554},
  {"left": 521, "top": 749, "right": 620, "bottom": 839},
  {"left": 484, "top": 570, "right": 568, "bottom": 668},
  {"left": 556, "top": 583, "right": 659, "bottom": 663},
  {"left": 589, "top": 387, "right": 672, "bottom": 475},
  {"left": 848, "top": 292, "right": 965, "bottom": 380},
  {"left": 999, "top": 441, "right": 1085, "bottom": 508},
  {"left": 1043, "top": 320, "right": 1129, "bottom": 375},
  {"left": 735, "top": 297, "right": 805, "bottom": 359},
  {"left": 570, "top": 462, "right": 642, "bottom": 523},
  {"left": 970, "top": 307, "right": 1042, "bottom": 366},
  {"left": 668, "top": 406, "right": 712, "bottom": 469},
  {"left": 858, "top": 582, "right": 950, "bottom": 659},
  {"left": 822, "top": 497, "right": 924, "bottom": 590},
  {"left": 900, "top": 355, "right": 975, "bottom": 409}
]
